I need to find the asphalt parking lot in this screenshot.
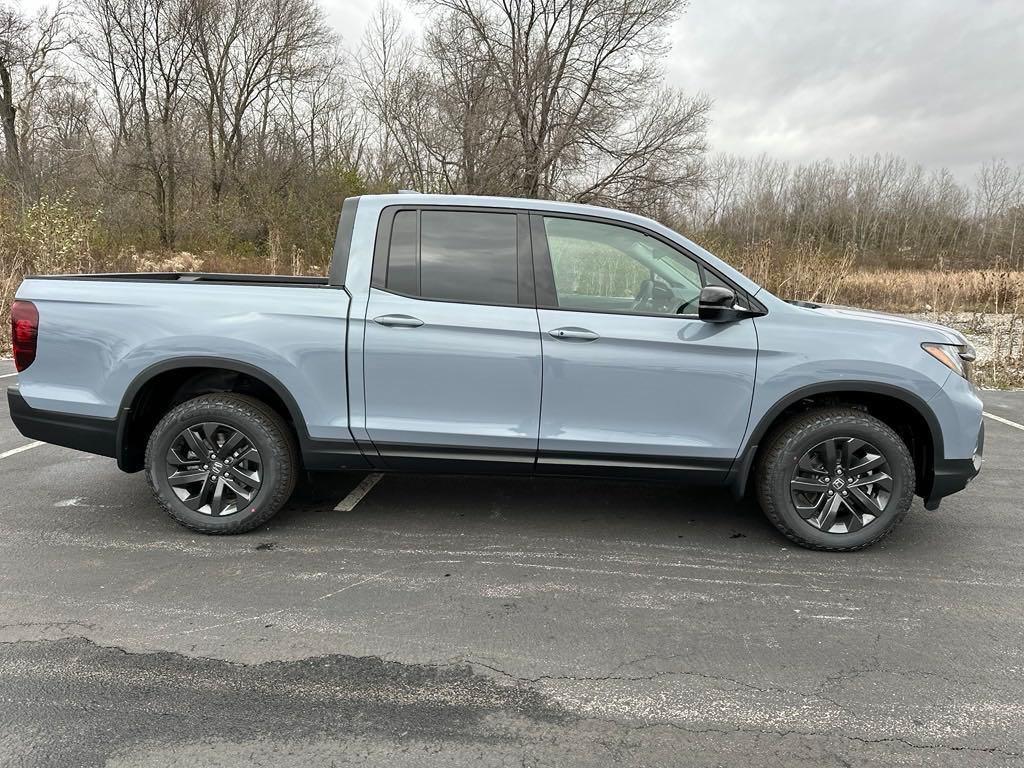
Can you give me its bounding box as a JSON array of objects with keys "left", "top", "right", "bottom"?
[{"left": 1, "top": 358, "right": 1023, "bottom": 767}]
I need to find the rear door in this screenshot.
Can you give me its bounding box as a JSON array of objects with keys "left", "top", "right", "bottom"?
[
  {"left": 362, "top": 207, "right": 542, "bottom": 471},
  {"left": 532, "top": 214, "right": 758, "bottom": 478}
]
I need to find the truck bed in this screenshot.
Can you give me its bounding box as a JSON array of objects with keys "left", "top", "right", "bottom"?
[{"left": 12, "top": 274, "right": 353, "bottom": 450}]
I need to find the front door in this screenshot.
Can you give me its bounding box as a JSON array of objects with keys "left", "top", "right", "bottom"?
[
  {"left": 532, "top": 214, "right": 758, "bottom": 478},
  {"left": 362, "top": 207, "right": 542, "bottom": 471}
]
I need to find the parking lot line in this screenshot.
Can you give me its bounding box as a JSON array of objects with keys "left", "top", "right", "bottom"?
[
  {"left": 984, "top": 411, "right": 1024, "bottom": 431},
  {"left": 334, "top": 473, "right": 384, "bottom": 511},
  {"left": 0, "top": 441, "right": 43, "bottom": 459}
]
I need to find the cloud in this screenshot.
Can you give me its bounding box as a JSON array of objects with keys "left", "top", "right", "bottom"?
[{"left": 666, "top": 0, "right": 1024, "bottom": 180}]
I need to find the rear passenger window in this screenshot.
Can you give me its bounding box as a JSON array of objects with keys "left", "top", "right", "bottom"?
[{"left": 383, "top": 210, "right": 519, "bottom": 305}]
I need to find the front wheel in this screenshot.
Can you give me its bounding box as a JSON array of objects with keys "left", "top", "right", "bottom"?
[
  {"left": 145, "top": 393, "right": 298, "bottom": 534},
  {"left": 756, "top": 408, "right": 916, "bottom": 551}
]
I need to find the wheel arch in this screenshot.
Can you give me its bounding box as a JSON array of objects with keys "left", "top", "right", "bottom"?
[
  {"left": 116, "top": 356, "right": 311, "bottom": 472},
  {"left": 730, "top": 381, "right": 943, "bottom": 499}
]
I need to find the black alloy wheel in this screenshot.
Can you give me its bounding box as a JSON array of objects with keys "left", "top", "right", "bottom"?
[
  {"left": 788, "top": 436, "right": 893, "bottom": 534},
  {"left": 164, "top": 422, "right": 263, "bottom": 517}
]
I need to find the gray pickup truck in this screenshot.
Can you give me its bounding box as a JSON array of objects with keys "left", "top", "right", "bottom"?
[{"left": 8, "top": 193, "right": 984, "bottom": 550}]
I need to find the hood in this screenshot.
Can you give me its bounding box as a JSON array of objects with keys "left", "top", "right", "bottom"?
[{"left": 796, "top": 303, "right": 967, "bottom": 345}]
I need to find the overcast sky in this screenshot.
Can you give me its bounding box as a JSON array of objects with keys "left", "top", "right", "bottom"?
[
  {"left": 20, "top": 0, "right": 1021, "bottom": 181},
  {"left": 667, "top": 0, "right": 1024, "bottom": 181}
]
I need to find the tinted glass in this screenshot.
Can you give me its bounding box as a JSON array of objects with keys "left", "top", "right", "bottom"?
[
  {"left": 420, "top": 211, "right": 518, "bottom": 304},
  {"left": 386, "top": 210, "right": 418, "bottom": 295},
  {"left": 543, "top": 217, "right": 703, "bottom": 315}
]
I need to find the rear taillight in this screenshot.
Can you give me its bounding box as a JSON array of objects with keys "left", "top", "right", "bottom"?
[{"left": 11, "top": 300, "right": 39, "bottom": 372}]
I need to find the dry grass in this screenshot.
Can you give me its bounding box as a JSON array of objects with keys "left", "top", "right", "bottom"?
[
  {"left": 834, "top": 269, "right": 1024, "bottom": 314},
  {"left": 733, "top": 240, "right": 858, "bottom": 306}
]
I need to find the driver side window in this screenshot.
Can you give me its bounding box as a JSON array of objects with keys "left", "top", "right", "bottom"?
[{"left": 543, "top": 216, "right": 704, "bottom": 316}]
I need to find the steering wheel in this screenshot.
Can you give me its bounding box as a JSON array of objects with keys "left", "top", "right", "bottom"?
[
  {"left": 631, "top": 279, "right": 655, "bottom": 312},
  {"left": 676, "top": 295, "right": 700, "bottom": 315}
]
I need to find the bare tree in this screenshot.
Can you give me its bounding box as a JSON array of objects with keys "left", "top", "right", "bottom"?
[
  {"left": 423, "top": 0, "right": 706, "bottom": 203},
  {"left": 191, "top": 0, "right": 332, "bottom": 205},
  {"left": 975, "top": 159, "right": 1024, "bottom": 262},
  {"left": 357, "top": 3, "right": 438, "bottom": 191},
  {"left": 568, "top": 87, "right": 709, "bottom": 213},
  {"left": 81, "top": 0, "right": 197, "bottom": 246},
  {"left": 680, "top": 153, "right": 1024, "bottom": 270},
  {"left": 0, "top": 6, "right": 30, "bottom": 180},
  {"left": 359, "top": 0, "right": 709, "bottom": 208},
  {"left": 0, "top": 2, "right": 71, "bottom": 190},
  {"left": 422, "top": 11, "right": 517, "bottom": 194}
]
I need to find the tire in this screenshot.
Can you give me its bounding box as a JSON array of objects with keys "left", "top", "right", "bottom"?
[
  {"left": 755, "top": 407, "right": 915, "bottom": 551},
  {"left": 145, "top": 393, "right": 298, "bottom": 534}
]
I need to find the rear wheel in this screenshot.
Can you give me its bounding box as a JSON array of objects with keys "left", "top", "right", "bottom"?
[
  {"left": 756, "top": 408, "right": 915, "bottom": 551},
  {"left": 145, "top": 393, "right": 297, "bottom": 534}
]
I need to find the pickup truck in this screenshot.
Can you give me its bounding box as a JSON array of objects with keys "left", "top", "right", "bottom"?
[{"left": 7, "top": 193, "right": 984, "bottom": 550}]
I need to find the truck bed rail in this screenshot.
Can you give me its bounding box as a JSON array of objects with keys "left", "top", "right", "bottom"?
[{"left": 25, "top": 272, "right": 333, "bottom": 287}]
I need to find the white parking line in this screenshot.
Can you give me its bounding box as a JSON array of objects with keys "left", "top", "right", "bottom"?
[
  {"left": 334, "top": 473, "right": 384, "bottom": 511},
  {"left": 0, "top": 372, "right": 17, "bottom": 379},
  {"left": 0, "top": 441, "right": 43, "bottom": 459},
  {"left": 984, "top": 411, "right": 1024, "bottom": 432}
]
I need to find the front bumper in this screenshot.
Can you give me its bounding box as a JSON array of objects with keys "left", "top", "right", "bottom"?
[
  {"left": 924, "top": 420, "right": 984, "bottom": 510},
  {"left": 6, "top": 385, "right": 118, "bottom": 458}
]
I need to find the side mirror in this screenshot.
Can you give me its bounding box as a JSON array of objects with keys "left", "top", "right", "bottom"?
[{"left": 698, "top": 285, "right": 756, "bottom": 323}]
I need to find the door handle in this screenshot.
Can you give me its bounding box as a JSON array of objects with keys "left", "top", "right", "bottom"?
[
  {"left": 373, "top": 314, "right": 424, "bottom": 328},
  {"left": 548, "top": 327, "right": 599, "bottom": 341}
]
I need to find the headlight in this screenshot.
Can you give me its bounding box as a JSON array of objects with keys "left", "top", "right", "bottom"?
[{"left": 922, "top": 342, "right": 976, "bottom": 381}]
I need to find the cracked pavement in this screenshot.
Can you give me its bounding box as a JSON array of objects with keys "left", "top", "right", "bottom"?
[{"left": 2, "top": 357, "right": 1023, "bottom": 767}]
